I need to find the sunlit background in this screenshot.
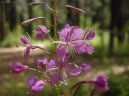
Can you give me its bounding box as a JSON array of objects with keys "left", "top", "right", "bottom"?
[{"left": 0, "top": 0, "right": 129, "bottom": 96}]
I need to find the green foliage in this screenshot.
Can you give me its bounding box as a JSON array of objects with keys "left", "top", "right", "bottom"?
[
  {"left": 0, "top": 25, "right": 24, "bottom": 47},
  {"left": 101, "top": 72, "right": 129, "bottom": 96}
]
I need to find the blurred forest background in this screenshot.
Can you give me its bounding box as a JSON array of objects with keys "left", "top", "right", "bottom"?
[{"left": 0, "top": 0, "right": 129, "bottom": 96}]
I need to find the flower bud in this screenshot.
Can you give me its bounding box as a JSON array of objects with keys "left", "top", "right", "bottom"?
[
  {"left": 24, "top": 46, "right": 30, "bottom": 58},
  {"left": 27, "top": 76, "right": 46, "bottom": 93},
  {"left": 11, "top": 62, "right": 28, "bottom": 74},
  {"left": 20, "top": 37, "right": 29, "bottom": 44},
  {"left": 22, "top": 17, "right": 45, "bottom": 24},
  {"left": 22, "top": 18, "right": 37, "bottom": 24},
  {"left": 65, "top": 5, "right": 86, "bottom": 13}
]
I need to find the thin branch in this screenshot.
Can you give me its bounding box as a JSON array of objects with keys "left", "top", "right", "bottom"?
[
  {"left": 31, "top": 45, "right": 54, "bottom": 55},
  {"left": 89, "top": 88, "right": 95, "bottom": 96},
  {"left": 73, "top": 85, "right": 81, "bottom": 96}
]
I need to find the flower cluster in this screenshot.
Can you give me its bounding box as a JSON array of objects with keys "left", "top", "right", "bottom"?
[
  {"left": 11, "top": 24, "right": 108, "bottom": 95},
  {"left": 11, "top": 1, "right": 109, "bottom": 96}
]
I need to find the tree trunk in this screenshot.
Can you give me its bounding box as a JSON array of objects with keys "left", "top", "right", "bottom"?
[
  {"left": 0, "top": 0, "right": 6, "bottom": 40},
  {"left": 109, "top": 0, "right": 124, "bottom": 55},
  {"left": 27, "top": 0, "right": 33, "bottom": 36},
  {"left": 67, "top": 0, "right": 80, "bottom": 25},
  {"left": 8, "top": 0, "right": 17, "bottom": 30},
  {"left": 50, "top": 0, "right": 54, "bottom": 37},
  {"left": 109, "top": 0, "right": 121, "bottom": 55}
]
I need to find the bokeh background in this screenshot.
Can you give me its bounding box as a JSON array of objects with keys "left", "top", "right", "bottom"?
[{"left": 0, "top": 0, "right": 129, "bottom": 96}]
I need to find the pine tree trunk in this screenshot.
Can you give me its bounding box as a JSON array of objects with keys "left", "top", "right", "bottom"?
[
  {"left": 0, "top": 0, "right": 6, "bottom": 40},
  {"left": 67, "top": 0, "right": 80, "bottom": 25},
  {"left": 109, "top": 0, "right": 124, "bottom": 55},
  {"left": 8, "top": 0, "right": 17, "bottom": 30},
  {"left": 27, "top": 0, "right": 33, "bottom": 36}
]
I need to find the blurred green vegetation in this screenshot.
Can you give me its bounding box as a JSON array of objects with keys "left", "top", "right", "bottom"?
[{"left": 101, "top": 72, "right": 129, "bottom": 96}]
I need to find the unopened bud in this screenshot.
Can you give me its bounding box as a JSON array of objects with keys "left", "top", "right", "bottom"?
[
  {"left": 65, "top": 5, "right": 86, "bottom": 13},
  {"left": 29, "top": 2, "right": 45, "bottom": 6},
  {"left": 22, "top": 17, "right": 45, "bottom": 24}
]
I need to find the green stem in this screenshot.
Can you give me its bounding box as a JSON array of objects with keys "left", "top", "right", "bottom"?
[
  {"left": 53, "top": 0, "right": 57, "bottom": 41},
  {"left": 73, "top": 85, "right": 81, "bottom": 96},
  {"left": 56, "top": 85, "right": 61, "bottom": 96},
  {"left": 89, "top": 88, "right": 95, "bottom": 96}
]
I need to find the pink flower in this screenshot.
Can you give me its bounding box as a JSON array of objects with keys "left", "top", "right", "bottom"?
[
  {"left": 27, "top": 76, "right": 46, "bottom": 93},
  {"left": 35, "top": 25, "right": 49, "bottom": 39},
  {"left": 93, "top": 75, "right": 109, "bottom": 93},
  {"left": 56, "top": 24, "right": 95, "bottom": 59},
  {"left": 11, "top": 62, "right": 28, "bottom": 74},
  {"left": 45, "top": 58, "right": 80, "bottom": 84}
]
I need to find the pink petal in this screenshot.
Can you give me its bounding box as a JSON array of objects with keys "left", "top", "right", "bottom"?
[
  {"left": 71, "top": 40, "right": 86, "bottom": 54},
  {"left": 46, "top": 59, "right": 57, "bottom": 69},
  {"left": 80, "top": 63, "right": 91, "bottom": 72},
  {"left": 35, "top": 33, "right": 45, "bottom": 39},
  {"left": 70, "top": 26, "right": 84, "bottom": 41},
  {"left": 86, "top": 44, "right": 94, "bottom": 54},
  {"left": 59, "top": 25, "right": 71, "bottom": 42},
  {"left": 37, "top": 58, "right": 48, "bottom": 68},
  {"left": 57, "top": 45, "right": 66, "bottom": 56},
  {"left": 84, "top": 28, "right": 95, "bottom": 40},
  {"left": 27, "top": 76, "right": 38, "bottom": 88},
  {"left": 67, "top": 64, "right": 80, "bottom": 76},
  {"left": 31, "top": 80, "right": 45, "bottom": 93},
  {"left": 50, "top": 73, "right": 60, "bottom": 84}
]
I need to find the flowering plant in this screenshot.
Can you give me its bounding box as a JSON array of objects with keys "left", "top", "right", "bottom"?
[{"left": 11, "top": 1, "right": 109, "bottom": 96}]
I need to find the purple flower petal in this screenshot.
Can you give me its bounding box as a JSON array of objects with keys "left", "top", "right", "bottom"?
[
  {"left": 94, "top": 75, "right": 109, "bottom": 93},
  {"left": 36, "top": 25, "right": 48, "bottom": 34},
  {"left": 30, "top": 80, "right": 45, "bottom": 93},
  {"left": 71, "top": 40, "right": 86, "bottom": 54},
  {"left": 37, "top": 58, "right": 48, "bottom": 68},
  {"left": 50, "top": 73, "right": 60, "bottom": 84},
  {"left": 70, "top": 26, "right": 84, "bottom": 41},
  {"left": 35, "top": 33, "right": 45, "bottom": 39},
  {"left": 59, "top": 26, "right": 71, "bottom": 42},
  {"left": 27, "top": 76, "right": 38, "bottom": 88},
  {"left": 67, "top": 64, "right": 80, "bottom": 76},
  {"left": 80, "top": 63, "right": 91, "bottom": 72},
  {"left": 84, "top": 28, "right": 95, "bottom": 40},
  {"left": 46, "top": 59, "right": 57, "bottom": 69},
  {"left": 86, "top": 44, "right": 94, "bottom": 54},
  {"left": 35, "top": 25, "right": 49, "bottom": 39},
  {"left": 64, "top": 24, "right": 70, "bottom": 28},
  {"left": 57, "top": 45, "right": 69, "bottom": 62}
]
